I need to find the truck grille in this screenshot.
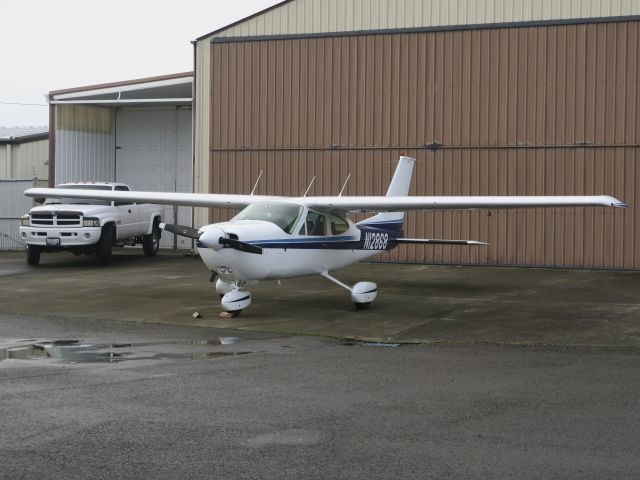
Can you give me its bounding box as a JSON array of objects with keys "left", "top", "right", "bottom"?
[{"left": 31, "top": 212, "right": 82, "bottom": 227}]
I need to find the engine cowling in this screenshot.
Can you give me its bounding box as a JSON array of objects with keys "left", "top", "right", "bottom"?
[
  {"left": 221, "top": 289, "right": 252, "bottom": 312},
  {"left": 351, "top": 281, "right": 378, "bottom": 306}
]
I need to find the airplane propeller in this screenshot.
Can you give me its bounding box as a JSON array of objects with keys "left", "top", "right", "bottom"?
[{"left": 160, "top": 223, "right": 263, "bottom": 255}]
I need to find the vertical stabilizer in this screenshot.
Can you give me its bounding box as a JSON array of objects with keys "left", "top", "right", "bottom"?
[{"left": 358, "top": 156, "right": 416, "bottom": 230}]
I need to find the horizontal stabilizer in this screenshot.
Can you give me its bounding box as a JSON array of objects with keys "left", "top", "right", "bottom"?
[{"left": 397, "top": 238, "right": 488, "bottom": 246}]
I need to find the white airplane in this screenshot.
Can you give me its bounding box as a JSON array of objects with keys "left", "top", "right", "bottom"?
[{"left": 25, "top": 156, "right": 626, "bottom": 316}]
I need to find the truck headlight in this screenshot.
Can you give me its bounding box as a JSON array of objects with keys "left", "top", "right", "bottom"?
[
  {"left": 83, "top": 217, "right": 100, "bottom": 227},
  {"left": 20, "top": 215, "right": 30, "bottom": 226}
]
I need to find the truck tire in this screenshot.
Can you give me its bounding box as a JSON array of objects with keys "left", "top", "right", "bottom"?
[
  {"left": 142, "top": 220, "right": 161, "bottom": 256},
  {"left": 96, "top": 224, "right": 114, "bottom": 265},
  {"left": 26, "top": 245, "right": 41, "bottom": 266}
]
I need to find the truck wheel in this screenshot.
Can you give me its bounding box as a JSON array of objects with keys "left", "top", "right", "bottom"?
[
  {"left": 96, "top": 224, "right": 114, "bottom": 265},
  {"left": 142, "top": 221, "right": 160, "bottom": 256},
  {"left": 26, "top": 245, "right": 41, "bottom": 266}
]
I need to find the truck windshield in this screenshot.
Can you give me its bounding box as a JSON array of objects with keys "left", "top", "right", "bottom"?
[
  {"left": 232, "top": 203, "right": 303, "bottom": 234},
  {"left": 44, "top": 185, "right": 112, "bottom": 206}
]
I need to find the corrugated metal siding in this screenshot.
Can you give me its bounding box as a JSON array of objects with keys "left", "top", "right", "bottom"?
[
  {"left": 0, "top": 140, "right": 48, "bottom": 180},
  {"left": 208, "top": 21, "right": 640, "bottom": 269},
  {"left": 211, "top": 22, "right": 640, "bottom": 149},
  {"left": 211, "top": 0, "right": 640, "bottom": 38},
  {"left": 12, "top": 140, "right": 49, "bottom": 180},
  {"left": 0, "top": 146, "right": 8, "bottom": 178},
  {"left": 208, "top": 148, "right": 637, "bottom": 269},
  {"left": 194, "top": 39, "right": 212, "bottom": 228},
  {"left": 54, "top": 105, "right": 115, "bottom": 184}
]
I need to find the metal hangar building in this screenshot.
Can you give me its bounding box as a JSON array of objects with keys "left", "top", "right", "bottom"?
[{"left": 193, "top": 0, "right": 640, "bottom": 269}]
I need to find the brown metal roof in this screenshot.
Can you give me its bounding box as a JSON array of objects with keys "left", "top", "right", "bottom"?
[{"left": 48, "top": 71, "right": 193, "bottom": 97}]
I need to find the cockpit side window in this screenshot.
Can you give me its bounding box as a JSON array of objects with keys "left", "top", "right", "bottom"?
[
  {"left": 301, "top": 211, "right": 326, "bottom": 236},
  {"left": 329, "top": 214, "right": 349, "bottom": 235}
]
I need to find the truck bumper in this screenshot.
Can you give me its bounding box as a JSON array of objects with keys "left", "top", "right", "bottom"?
[{"left": 19, "top": 226, "right": 102, "bottom": 249}]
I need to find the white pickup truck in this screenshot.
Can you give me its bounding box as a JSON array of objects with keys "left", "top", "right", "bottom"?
[{"left": 19, "top": 182, "right": 163, "bottom": 265}]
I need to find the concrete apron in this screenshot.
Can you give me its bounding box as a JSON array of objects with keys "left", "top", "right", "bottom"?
[{"left": 1, "top": 250, "right": 639, "bottom": 347}]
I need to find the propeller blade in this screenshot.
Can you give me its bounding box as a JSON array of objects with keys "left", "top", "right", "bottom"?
[
  {"left": 219, "top": 237, "right": 263, "bottom": 255},
  {"left": 160, "top": 223, "right": 202, "bottom": 240}
]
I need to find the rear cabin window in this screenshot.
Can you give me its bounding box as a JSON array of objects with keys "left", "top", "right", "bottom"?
[{"left": 329, "top": 214, "right": 349, "bottom": 235}]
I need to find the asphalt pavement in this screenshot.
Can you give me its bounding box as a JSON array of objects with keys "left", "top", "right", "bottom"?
[
  {"left": 1, "top": 249, "right": 639, "bottom": 478},
  {"left": 1, "top": 314, "right": 639, "bottom": 479}
]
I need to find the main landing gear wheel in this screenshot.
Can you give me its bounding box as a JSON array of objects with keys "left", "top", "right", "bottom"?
[
  {"left": 216, "top": 278, "right": 234, "bottom": 299},
  {"left": 320, "top": 272, "right": 378, "bottom": 310}
]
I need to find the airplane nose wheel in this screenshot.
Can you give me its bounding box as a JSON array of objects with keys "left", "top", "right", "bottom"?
[{"left": 220, "top": 285, "right": 252, "bottom": 317}]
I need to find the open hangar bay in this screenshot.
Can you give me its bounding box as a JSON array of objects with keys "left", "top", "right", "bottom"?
[{"left": 1, "top": 250, "right": 640, "bottom": 479}]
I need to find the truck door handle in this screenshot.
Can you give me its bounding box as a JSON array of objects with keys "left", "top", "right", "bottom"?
[{"left": 128, "top": 209, "right": 132, "bottom": 213}]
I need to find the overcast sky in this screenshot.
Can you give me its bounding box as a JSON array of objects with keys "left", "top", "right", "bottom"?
[{"left": 0, "top": 0, "right": 282, "bottom": 126}]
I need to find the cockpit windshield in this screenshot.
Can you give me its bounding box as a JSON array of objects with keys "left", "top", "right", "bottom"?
[
  {"left": 44, "top": 185, "right": 112, "bottom": 206},
  {"left": 232, "top": 203, "right": 303, "bottom": 234}
]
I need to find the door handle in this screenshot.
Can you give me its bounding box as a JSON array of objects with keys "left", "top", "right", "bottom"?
[{"left": 128, "top": 209, "right": 132, "bottom": 213}]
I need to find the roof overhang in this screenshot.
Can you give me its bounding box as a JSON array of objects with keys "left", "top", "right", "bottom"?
[
  {"left": 49, "top": 72, "right": 193, "bottom": 107},
  {"left": 0, "top": 126, "right": 49, "bottom": 144}
]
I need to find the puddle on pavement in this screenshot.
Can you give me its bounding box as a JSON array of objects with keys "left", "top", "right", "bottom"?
[{"left": 0, "top": 337, "right": 247, "bottom": 363}]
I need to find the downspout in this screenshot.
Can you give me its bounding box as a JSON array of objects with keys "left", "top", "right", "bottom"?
[
  {"left": 47, "top": 95, "right": 56, "bottom": 187},
  {"left": 190, "top": 39, "right": 197, "bottom": 252}
]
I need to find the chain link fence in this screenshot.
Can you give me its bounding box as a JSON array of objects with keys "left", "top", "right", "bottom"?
[{"left": 0, "top": 179, "right": 46, "bottom": 251}]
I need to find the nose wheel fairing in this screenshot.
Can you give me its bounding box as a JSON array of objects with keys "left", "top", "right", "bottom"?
[{"left": 221, "top": 288, "right": 252, "bottom": 315}]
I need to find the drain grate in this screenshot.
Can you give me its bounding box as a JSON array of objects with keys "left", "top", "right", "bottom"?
[{"left": 361, "top": 342, "right": 401, "bottom": 348}]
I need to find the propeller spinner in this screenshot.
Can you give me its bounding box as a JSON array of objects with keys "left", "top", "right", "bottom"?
[{"left": 160, "top": 223, "right": 263, "bottom": 254}]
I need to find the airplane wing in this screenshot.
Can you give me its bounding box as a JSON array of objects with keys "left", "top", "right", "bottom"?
[
  {"left": 24, "top": 188, "right": 627, "bottom": 211},
  {"left": 300, "top": 195, "right": 627, "bottom": 212},
  {"left": 24, "top": 188, "right": 276, "bottom": 209}
]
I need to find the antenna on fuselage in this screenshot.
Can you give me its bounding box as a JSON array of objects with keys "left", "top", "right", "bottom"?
[
  {"left": 338, "top": 173, "right": 351, "bottom": 197},
  {"left": 302, "top": 176, "right": 316, "bottom": 197},
  {"left": 250, "top": 169, "right": 264, "bottom": 195}
]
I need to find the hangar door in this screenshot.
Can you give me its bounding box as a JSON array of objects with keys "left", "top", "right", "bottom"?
[{"left": 115, "top": 107, "right": 192, "bottom": 249}]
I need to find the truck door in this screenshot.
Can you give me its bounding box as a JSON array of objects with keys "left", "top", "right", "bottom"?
[{"left": 113, "top": 186, "right": 138, "bottom": 239}]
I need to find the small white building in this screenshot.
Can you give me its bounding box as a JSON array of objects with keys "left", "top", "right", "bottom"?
[{"left": 0, "top": 126, "right": 48, "bottom": 181}]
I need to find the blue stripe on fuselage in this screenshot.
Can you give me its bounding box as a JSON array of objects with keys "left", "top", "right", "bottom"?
[{"left": 245, "top": 226, "right": 403, "bottom": 251}]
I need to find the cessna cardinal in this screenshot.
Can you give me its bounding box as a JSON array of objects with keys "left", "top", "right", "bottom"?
[{"left": 25, "top": 156, "right": 627, "bottom": 316}]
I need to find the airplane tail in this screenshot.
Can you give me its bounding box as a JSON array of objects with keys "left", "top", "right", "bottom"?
[{"left": 358, "top": 156, "right": 416, "bottom": 231}]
